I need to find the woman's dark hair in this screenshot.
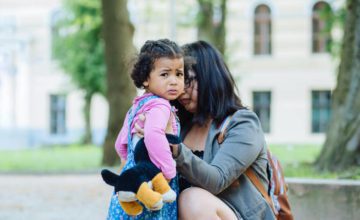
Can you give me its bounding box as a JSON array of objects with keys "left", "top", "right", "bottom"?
[
  {"left": 175, "top": 40, "right": 244, "bottom": 126},
  {"left": 131, "top": 39, "right": 187, "bottom": 88}
]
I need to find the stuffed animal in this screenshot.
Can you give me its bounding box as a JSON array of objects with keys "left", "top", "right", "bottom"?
[{"left": 101, "top": 134, "right": 181, "bottom": 216}]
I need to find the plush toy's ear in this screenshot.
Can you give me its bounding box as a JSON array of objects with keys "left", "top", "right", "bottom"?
[
  {"left": 101, "top": 169, "right": 118, "bottom": 186},
  {"left": 165, "top": 133, "right": 181, "bottom": 144}
]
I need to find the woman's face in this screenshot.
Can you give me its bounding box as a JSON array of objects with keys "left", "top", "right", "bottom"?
[{"left": 178, "top": 70, "right": 198, "bottom": 113}]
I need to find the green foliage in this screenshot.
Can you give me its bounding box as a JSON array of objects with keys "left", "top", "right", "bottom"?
[
  {"left": 329, "top": 6, "right": 346, "bottom": 57},
  {"left": 1, "top": 144, "right": 358, "bottom": 179},
  {"left": 320, "top": 3, "right": 346, "bottom": 57},
  {"left": 53, "top": 0, "right": 105, "bottom": 95},
  {"left": 270, "top": 144, "right": 360, "bottom": 180},
  {"left": 269, "top": 144, "right": 321, "bottom": 164},
  {"left": 176, "top": 2, "right": 198, "bottom": 28},
  {"left": 0, "top": 145, "right": 104, "bottom": 172}
]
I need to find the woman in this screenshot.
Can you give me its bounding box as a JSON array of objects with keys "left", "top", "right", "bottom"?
[{"left": 139, "top": 41, "right": 275, "bottom": 220}]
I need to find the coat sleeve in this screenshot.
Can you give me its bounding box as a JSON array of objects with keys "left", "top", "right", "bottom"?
[{"left": 175, "top": 110, "right": 264, "bottom": 194}]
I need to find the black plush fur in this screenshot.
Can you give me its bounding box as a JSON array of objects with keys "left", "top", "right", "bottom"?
[{"left": 101, "top": 134, "right": 181, "bottom": 193}]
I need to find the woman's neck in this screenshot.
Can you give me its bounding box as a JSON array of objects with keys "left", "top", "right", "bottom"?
[{"left": 183, "top": 118, "right": 213, "bottom": 151}]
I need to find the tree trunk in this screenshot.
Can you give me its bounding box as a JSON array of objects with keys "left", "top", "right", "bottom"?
[
  {"left": 101, "top": 0, "right": 136, "bottom": 166},
  {"left": 82, "top": 92, "right": 93, "bottom": 145},
  {"left": 316, "top": 0, "right": 360, "bottom": 172},
  {"left": 197, "top": 0, "right": 227, "bottom": 54}
]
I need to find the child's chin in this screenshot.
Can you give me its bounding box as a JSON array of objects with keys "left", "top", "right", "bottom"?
[{"left": 165, "top": 95, "right": 179, "bottom": 101}]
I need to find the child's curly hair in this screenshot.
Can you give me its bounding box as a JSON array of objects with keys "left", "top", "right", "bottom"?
[{"left": 131, "top": 39, "right": 190, "bottom": 89}]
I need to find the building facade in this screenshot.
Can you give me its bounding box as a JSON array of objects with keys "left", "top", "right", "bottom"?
[
  {"left": 0, "top": 0, "right": 108, "bottom": 148},
  {"left": 0, "top": 0, "right": 341, "bottom": 148},
  {"left": 226, "top": 0, "right": 340, "bottom": 144}
]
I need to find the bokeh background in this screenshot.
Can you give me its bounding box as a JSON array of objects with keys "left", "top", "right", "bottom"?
[{"left": 1, "top": 0, "right": 359, "bottom": 219}]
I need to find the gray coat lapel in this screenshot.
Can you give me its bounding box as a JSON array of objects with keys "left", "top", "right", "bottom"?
[{"left": 203, "top": 122, "right": 222, "bottom": 162}]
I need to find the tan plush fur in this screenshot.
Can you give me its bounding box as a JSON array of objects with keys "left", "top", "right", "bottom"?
[
  {"left": 119, "top": 201, "right": 143, "bottom": 216},
  {"left": 152, "top": 173, "right": 171, "bottom": 194},
  {"left": 136, "top": 182, "right": 163, "bottom": 209}
]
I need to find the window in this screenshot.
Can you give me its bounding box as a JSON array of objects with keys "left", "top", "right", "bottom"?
[
  {"left": 50, "top": 94, "right": 66, "bottom": 134},
  {"left": 311, "top": 90, "right": 331, "bottom": 133},
  {"left": 253, "top": 91, "right": 271, "bottom": 133},
  {"left": 254, "top": 4, "right": 272, "bottom": 55},
  {"left": 312, "top": 2, "right": 332, "bottom": 53}
]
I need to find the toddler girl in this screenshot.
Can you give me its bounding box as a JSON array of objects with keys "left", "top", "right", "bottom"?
[{"left": 106, "top": 39, "right": 186, "bottom": 220}]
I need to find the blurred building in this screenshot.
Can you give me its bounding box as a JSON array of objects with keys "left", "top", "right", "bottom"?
[
  {"left": 131, "top": 0, "right": 342, "bottom": 145},
  {"left": 226, "top": 0, "right": 341, "bottom": 145},
  {"left": 0, "top": 0, "right": 108, "bottom": 148},
  {"left": 0, "top": 0, "right": 342, "bottom": 148}
]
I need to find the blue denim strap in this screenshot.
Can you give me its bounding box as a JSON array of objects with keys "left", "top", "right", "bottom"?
[{"left": 126, "top": 95, "right": 159, "bottom": 154}]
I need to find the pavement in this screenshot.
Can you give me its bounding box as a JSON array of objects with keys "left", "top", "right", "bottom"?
[{"left": 0, "top": 174, "right": 112, "bottom": 220}]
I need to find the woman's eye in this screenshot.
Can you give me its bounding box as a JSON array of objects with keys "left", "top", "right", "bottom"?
[{"left": 160, "top": 73, "right": 168, "bottom": 77}]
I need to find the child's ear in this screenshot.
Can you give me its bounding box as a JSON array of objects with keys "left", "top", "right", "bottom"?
[
  {"left": 101, "top": 169, "right": 118, "bottom": 186},
  {"left": 143, "top": 81, "right": 149, "bottom": 88}
]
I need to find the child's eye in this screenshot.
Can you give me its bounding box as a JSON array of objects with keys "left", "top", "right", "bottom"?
[
  {"left": 176, "top": 72, "right": 184, "bottom": 77},
  {"left": 160, "top": 73, "right": 168, "bottom": 77}
]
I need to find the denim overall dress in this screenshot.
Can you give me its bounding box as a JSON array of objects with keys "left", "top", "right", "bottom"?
[{"left": 106, "top": 95, "right": 179, "bottom": 220}]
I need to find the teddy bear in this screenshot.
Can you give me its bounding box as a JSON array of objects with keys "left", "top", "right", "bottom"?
[{"left": 101, "top": 133, "right": 181, "bottom": 216}]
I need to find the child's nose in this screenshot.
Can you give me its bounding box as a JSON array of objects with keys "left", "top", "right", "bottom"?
[{"left": 169, "top": 76, "right": 178, "bottom": 84}]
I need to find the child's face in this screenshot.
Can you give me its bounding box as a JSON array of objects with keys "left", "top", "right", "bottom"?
[{"left": 143, "top": 57, "right": 185, "bottom": 100}]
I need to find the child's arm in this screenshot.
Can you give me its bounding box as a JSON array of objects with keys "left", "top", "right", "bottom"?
[{"left": 144, "top": 102, "right": 176, "bottom": 180}]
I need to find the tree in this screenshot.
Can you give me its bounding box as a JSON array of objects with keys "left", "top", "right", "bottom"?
[
  {"left": 53, "top": 0, "right": 105, "bottom": 144},
  {"left": 316, "top": 0, "right": 360, "bottom": 173},
  {"left": 101, "top": 0, "right": 136, "bottom": 166},
  {"left": 197, "top": 0, "right": 227, "bottom": 54}
]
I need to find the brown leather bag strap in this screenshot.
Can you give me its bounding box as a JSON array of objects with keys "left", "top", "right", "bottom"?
[
  {"left": 266, "top": 149, "right": 280, "bottom": 195},
  {"left": 218, "top": 115, "right": 277, "bottom": 214},
  {"left": 245, "top": 169, "right": 276, "bottom": 214},
  {"left": 217, "top": 115, "right": 233, "bottom": 144}
]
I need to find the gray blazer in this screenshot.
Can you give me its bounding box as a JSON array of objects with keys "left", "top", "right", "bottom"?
[{"left": 174, "top": 109, "right": 276, "bottom": 220}]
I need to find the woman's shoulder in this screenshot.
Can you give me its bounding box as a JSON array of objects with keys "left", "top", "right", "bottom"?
[
  {"left": 228, "top": 109, "right": 262, "bottom": 130},
  {"left": 232, "top": 108, "right": 260, "bottom": 120}
]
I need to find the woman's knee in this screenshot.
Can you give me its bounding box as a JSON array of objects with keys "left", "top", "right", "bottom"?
[
  {"left": 178, "top": 187, "right": 237, "bottom": 220},
  {"left": 178, "top": 187, "right": 218, "bottom": 219},
  {"left": 179, "top": 187, "right": 202, "bottom": 211}
]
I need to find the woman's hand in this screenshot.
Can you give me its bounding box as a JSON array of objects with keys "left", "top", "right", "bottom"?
[
  {"left": 170, "top": 144, "right": 180, "bottom": 157},
  {"left": 165, "top": 113, "right": 175, "bottom": 134},
  {"left": 135, "top": 113, "right": 180, "bottom": 157},
  {"left": 134, "top": 113, "right": 175, "bottom": 136},
  {"left": 134, "top": 114, "right": 145, "bottom": 138}
]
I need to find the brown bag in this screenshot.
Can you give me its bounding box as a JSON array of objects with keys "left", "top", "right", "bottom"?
[{"left": 217, "top": 115, "right": 294, "bottom": 220}]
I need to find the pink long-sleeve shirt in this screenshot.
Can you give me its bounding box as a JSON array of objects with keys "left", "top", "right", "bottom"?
[{"left": 115, "top": 93, "right": 178, "bottom": 180}]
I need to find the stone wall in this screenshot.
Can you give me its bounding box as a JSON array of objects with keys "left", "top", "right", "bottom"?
[{"left": 286, "top": 178, "right": 360, "bottom": 220}]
